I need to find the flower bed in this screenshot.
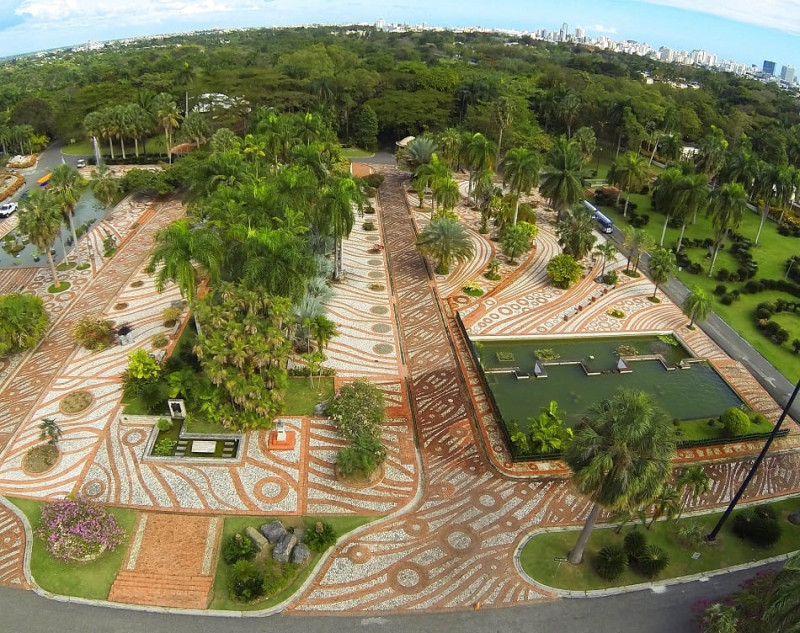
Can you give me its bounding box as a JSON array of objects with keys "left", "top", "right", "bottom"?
[{"left": 36, "top": 496, "right": 126, "bottom": 561}]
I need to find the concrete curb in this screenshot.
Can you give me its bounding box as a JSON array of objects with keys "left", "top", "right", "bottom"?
[{"left": 514, "top": 493, "right": 800, "bottom": 599}]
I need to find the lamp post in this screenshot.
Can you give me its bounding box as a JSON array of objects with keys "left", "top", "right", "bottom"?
[{"left": 706, "top": 378, "right": 800, "bottom": 542}]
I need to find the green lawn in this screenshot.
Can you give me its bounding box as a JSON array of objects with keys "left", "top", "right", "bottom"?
[
  {"left": 209, "top": 515, "right": 377, "bottom": 611},
  {"left": 9, "top": 497, "right": 138, "bottom": 600},
  {"left": 341, "top": 147, "right": 374, "bottom": 159},
  {"left": 281, "top": 376, "right": 334, "bottom": 416},
  {"left": 62, "top": 136, "right": 168, "bottom": 157},
  {"left": 521, "top": 498, "right": 800, "bottom": 591},
  {"left": 678, "top": 415, "right": 773, "bottom": 441},
  {"left": 591, "top": 193, "right": 800, "bottom": 382}
]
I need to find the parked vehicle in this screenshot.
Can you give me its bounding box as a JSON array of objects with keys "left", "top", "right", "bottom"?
[
  {"left": 76, "top": 159, "right": 86, "bottom": 168},
  {"left": 0, "top": 202, "right": 18, "bottom": 218},
  {"left": 583, "top": 200, "right": 614, "bottom": 234}
]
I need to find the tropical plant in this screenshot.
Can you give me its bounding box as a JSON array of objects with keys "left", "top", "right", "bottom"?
[
  {"left": 636, "top": 544, "right": 670, "bottom": 578},
  {"left": 721, "top": 407, "right": 750, "bottom": 436},
  {"left": 336, "top": 431, "right": 387, "bottom": 479},
  {"left": 152, "top": 92, "right": 183, "bottom": 164},
  {"left": 676, "top": 465, "right": 711, "bottom": 519},
  {"left": 91, "top": 164, "right": 120, "bottom": 208},
  {"left": 399, "top": 136, "right": 438, "bottom": 171},
  {"left": 647, "top": 484, "right": 681, "bottom": 528},
  {"left": 528, "top": 400, "right": 573, "bottom": 454},
  {"left": 683, "top": 286, "right": 712, "bottom": 328},
  {"left": 622, "top": 226, "right": 654, "bottom": 274},
  {"left": 229, "top": 559, "right": 265, "bottom": 601},
  {"left": 72, "top": 316, "right": 117, "bottom": 350},
  {"left": 491, "top": 96, "right": 515, "bottom": 165},
  {"left": 564, "top": 388, "right": 676, "bottom": 564},
  {"left": 222, "top": 532, "right": 257, "bottom": 565},
  {"left": 546, "top": 253, "right": 582, "bottom": 289},
  {"left": 500, "top": 147, "right": 541, "bottom": 224},
  {"left": 707, "top": 182, "right": 747, "bottom": 277},
  {"left": 461, "top": 132, "right": 496, "bottom": 199},
  {"left": 153, "top": 438, "right": 177, "bottom": 456},
  {"left": 593, "top": 241, "right": 618, "bottom": 276},
  {"left": 647, "top": 247, "right": 677, "bottom": 298},
  {"left": 539, "top": 136, "right": 586, "bottom": 220},
  {"left": 17, "top": 189, "right": 63, "bottom": 285},
  {"left": 501, "top": 221, "right": 538, "bottom": 264},
  {"left": 38, "top": 418, "right": 62, "bottom": 447},
  {"left": 327, "top": 380, "right": 385, "bottom": 441},
  {"left": 623, "top": 530, "right": 647, "bottom": 562},
  {"left": 0, "top": 293, "right": 48, "bottom": 357},
  {"left": 416, "top": 216, "right": 475, "bottom": 275},
  {"left": 49, "top": 164, "right": 87, "bottom": 266},
  {"left": 557, "top": 208, "right": 597, "bottom": 259},
  {"left": 608, "top": 151, "right": 651, "bottom": 216},
  {"left": 594, "top": 545, "right": 627, "bottom": 581},
  {"left": 305, "top": 521, "right": 338, "bottom": 552},
  {"left": 763, "top": 553, "right": 800, "bottom": 633},
  {"left": 316, "top": 175, "right": 364, "bottom": 280},
  {"left": 36, "top": 496, "right": 125, "bottom": 561}
]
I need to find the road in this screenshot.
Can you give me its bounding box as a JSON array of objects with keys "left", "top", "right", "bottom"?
[
  {"left": 0, "top": 562, "right": 775, "bottom": 633},
  {"left": 6, "top": 142, "right": 83, "bottom": 203},
  {"left": 605, "top": 226, "right": 800, "bottom": 421}
]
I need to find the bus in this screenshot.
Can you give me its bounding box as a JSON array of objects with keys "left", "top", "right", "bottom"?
[
  {"left": 582, "top": 200, "right": 614, "bottom": 234},
  {"left": 36, "top": 173, "right": 52, "bottom": 188}
]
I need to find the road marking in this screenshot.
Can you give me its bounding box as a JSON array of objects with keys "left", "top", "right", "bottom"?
[
  {"left": 650, "top": 586, "right": 667, "bottom": 594},
  {"left": 361, "top": 618, "right": 389, "bottom": 626}
]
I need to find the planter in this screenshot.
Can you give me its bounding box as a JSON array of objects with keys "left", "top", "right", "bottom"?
[{"left": 335, "top": 463, "right": 385, "bottom": 489}]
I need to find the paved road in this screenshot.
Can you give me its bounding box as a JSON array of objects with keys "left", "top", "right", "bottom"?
[
  {"left": 606, "top": 226, "right": 800, "bottom": 421},
  {"left": 0, "top": 563, "right": 775, "bottom": 633},
  {"left": 7, "top": 142, "right": 75, "bottom": 203}
]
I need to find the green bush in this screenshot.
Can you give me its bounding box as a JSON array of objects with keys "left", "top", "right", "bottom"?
[
  {"left": 623, "top": 530, "right": 647, "bottom": 562},
  {"left": 362, "top": 221, "right": 376, "bottom": 231},
  {"left": 73, "top": 315, "right": 117, "bottom": 351},
  {"left": 603, "top": 270, "right": 618, "bottom": 285},
  {"left": 547, "top": 254, "right": 582, "bottom": 289},
  {"left": 261, "top": 559, "right": 297, "bottom": 596},
  {"left": 0, "top": 293, "right": 49, "bottom": 357},
  {"left": 305, "top": 521, "right": 338, "bottom": 552},
  {"left": 733, "top": 506, "right": 781, "bottom": 548},
  {"left": 229, "top": 559, "right": 265, "bottom": 601},
  {"left": 162, "top": 306, "right": 182, "bottom": 327},
  {"left": 222, "top": 533, "right": 257, "bottom": 565},
  {"left": 594, "top": 545, "right": 627, "bottom": 581},
  {"left": 676, "top": 520, "right": 706, "bottom": 548},
  {"left": 156, "top": 418, "right": 173, "bottom": 432},
  {"left": 636, "top": 544, "right": 670, "bottom": 578},
  {"left": 721, "top": 407, "right": 750, "bottom": 437},
  {"left": 153, "top": 438, "right": 177, "bottom": 456}
]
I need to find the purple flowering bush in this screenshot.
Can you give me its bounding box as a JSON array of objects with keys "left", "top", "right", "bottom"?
[{"left": 36, "top": 496, "right": 126, "bottom": 561}]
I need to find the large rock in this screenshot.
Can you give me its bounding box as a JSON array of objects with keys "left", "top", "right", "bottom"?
[
  {"left": 293, "top": 527, "right": 306, "bottom": 543},
  {"left": 789, "top": 510, "right": 800, "bottom": 525},
  {"left": 290, "top": 542, "right": 310, "bottom": 566},
  {"left": 246, "top": 526, "right": 269, "bottom": 552},
  {"left": 260, "top": 520, "right": 287, "bottom": 544},
  {"left": 313, "top": 401, "right": 328, "bottom": 417},
  {"left": 273, "top": 533, "right": 297, "bottom": 563}
]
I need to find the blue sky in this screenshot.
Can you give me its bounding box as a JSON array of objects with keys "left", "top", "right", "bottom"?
[{"left": 2, "top": 0, "right": 799, "bottom": 72}]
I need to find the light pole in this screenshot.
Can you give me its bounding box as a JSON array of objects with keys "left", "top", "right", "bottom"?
[
  {"left": 706, "top": 378, "right": 800, "bottom": 542},
  {"left": 785, "top": 256, "right": 797, "bottom": 281}
]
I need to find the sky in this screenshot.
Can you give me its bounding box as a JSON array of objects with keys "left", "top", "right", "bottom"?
[{"left": 1, "top": 0, "right": 799, "bottom": 72}]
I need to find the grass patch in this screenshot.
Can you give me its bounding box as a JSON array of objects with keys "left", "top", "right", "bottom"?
[
  {"left": 121, "top": 395, "right": 150, "bottom": 415},
  {"left": 341, "top": 147, "right": 374, "bottom": 158},
  {"left": 8, "top": 497, "right": 137, "bottom": 600},
  {"left": 47, "top": 281, "right": 70, "bottom": 293},
  {"left": 56, "top": 261, "right": 76, "bottom": 271},
  {"left": 209, "top": 515, "right": 377, "bottom": 611},
  {"left": 282, "top": 376, "right": 334, "bottom": 416},
  {"left": 520, "top": 498, "right": 800, "bottom": 591},
  {"left": 76, "top": 263, "right": 90, "bottom": 271}
]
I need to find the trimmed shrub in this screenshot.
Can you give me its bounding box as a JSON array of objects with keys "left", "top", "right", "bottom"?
[
  {"left": 720, "top": 293, "right": 734, "bottom": 306},
  {"left": 305, "top": 521, "right": 338, "bottom": 552},
  {"left": 623, "top": 530, "right": 647, "bottom": 562},
  {"left": 362, "top": 221, "right": 376, "bottom": 231},
  {"left": 750, "top": 412, "right": 769, "bottom": 427},
  {"left": 162, "top": 306, "right": 182, "bottom": 327},
  {"left": 733, "top": 506, "right": 781, "bottom": 548},
  {"left": 229, "top": 559, "right": 265, "bottom": 601},
  {"left": 223, "top": 532, "right": 257, "bottom": 565},
  {"left": 721, "top": 407, "right": 750, "bottom": 437},
  {"left": 152, "top": 333, "right": 168, "bottom": 348},
  {"left": 603, "top": 270, "right": 618, "bottom": 285},
  {"left": 713, "top": 284, "right": 727, "bottom": 296},
  {"left": 594, "top": 545, "right": 627, "bottom": 581},
  {"left": 73, "top": 316, "right": 117, "bottom": 351},
  {"left": 156, "top": 418, "right": 173, "bottom": 432},
  {"left": 636, "top": 544, "right": 670, "bottom": 578}
]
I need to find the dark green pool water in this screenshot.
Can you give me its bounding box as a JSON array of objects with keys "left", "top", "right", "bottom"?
[{"left": 475, "top": 337, "right": 743, "bottom": 430}]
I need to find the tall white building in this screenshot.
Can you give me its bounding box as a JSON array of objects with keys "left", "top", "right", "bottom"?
[
  {"left": 560, "top": 22, "right": 568, "bottom": 42},
  {"left": 781, "top": 65, "right": 796, "bottom": 84},
  {"left": 574, "top": 27, "right": 585, "bottom": 41}
]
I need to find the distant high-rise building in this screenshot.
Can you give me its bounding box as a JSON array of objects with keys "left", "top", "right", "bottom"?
[
  {"left": 560, "top": 22, "right": 568, "bottom": 42},
  {"left": 781, "top": 66, "right": 796, "bottom": 84},
  {"left": 575, "top": 26, "right": 585, "bottom": 41},
  {"left": 763, "top": 60, "right": 776, "bottom": 75}
]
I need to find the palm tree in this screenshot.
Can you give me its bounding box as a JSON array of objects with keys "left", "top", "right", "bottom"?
[
  {"left": 83, "top": 111, "right": 104, "bottom": 164},
  {"left": 147, "top": 220, "right": 222, "bottom": 304},
  {"left": 432, "top": 177, "right": 461, "bottom": 216},
  {"left": 437, "top": 127, "right": 462, "bottom": 171},
  {"left": 763, "top": 553, "right": 800, "bottom": 633},
  {"left": 707, "top": 182, "right": 747, "bottom": 277},
  {"left": 48, "top": 164, "right": 86, "bottom": 266},
  {"left": 501, "top": 147, "right": 542, "bottom": 225},
  {"left": 310, "top": 314, "right": 337, "bottom": 350},
  {"left": 648, "top": 247, "right": 678, "bottom": 298},
  {"left": 695, "top": 125, "right": 728, "bottom": 184},
  {"left": 153, "top": 93, "right": 182, "bottom": 164},
  {"left": 593, "top": 241, "right": 618, "bottom": 275},
  {"left": 316, "top": 176, "right": 364, "bottom": 280},
  {"left": 683, "top": 285, "right": 712, "bottom": 328},
  {"left": 676, "top": 173, "right": 710, "bottom": 251},
  {"left": 752, "top": 160, "right": 777, "bottom": 245},
  {"left": 416, "top": 217, "right": 475, "bottom": 275},
  {"left": 180, "top": 111, "right": 210, "bottom": 149},
  {"left": 622, "top": 226, "right": 654, "bottom": 274},
  {"left": 462, "top": 132, "right": 496, "bottom": 199},
  {"left": 774, "top": 164, "right": 798, "bottom": 226},
  {"left": 413, "top": 153, "right": 450, "bottom": 211},
  {"left": 652, "top": 167, "right": 683, "bottom": 246},
  {"left": 39, "top": 418, "right": 62, "bottom": 447},
  {"left": 399, "top": 136, "right": 438, "bottom": 171},
  {"left": 556, "top": 208, "right": 597, "bottom": 260},
  {"left": 610, "top": 151, "right": 650, "bottom": 217},
  {"left": 175, "top": 61, "right": 195, "bottom": 115},
  {"left": 539, "top": 137, "right": 586, "bottom": 220},
  {"left": 17, "top": 189, "right": 63, "bottom": 285},
  {"left": 647, "top": 484, "right": 681, "bottom": 529},
  {"left": 91, "top": 164, "right": 119, "bottom": 208},
  {"left": 564, "top": 388, "right": 676, "bottom": 564},
  {"left": 242, "top": 134, "right": 267, "bottom": 179},
  {"left": 491, "top": 96, "right": 515, "bottom": 166},
  {"left": 675, "top": 465, "right": 711, "bottom": 520}
]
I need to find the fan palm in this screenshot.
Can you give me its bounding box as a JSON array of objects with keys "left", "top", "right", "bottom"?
[
  {"left": 556, "top": 208, "right": 597, "bottom": 260},
  {"left": 539, "top": 137, "right": 586, "bottom": 220},
  {"left": 707, "top": 182, "right": 747, "bottom": 277},
  {"left": 763, "top": 553, "right": 800, "bottom": 633},
  {"left": 609, "top": 151, "right": 650, "bottom": 217},
  {"left": 416, "top": 217, "right": 475, "bottom": 275},
  {"left": 648, "top": 247, "right": 678, "bottom": 298},
  {"left": 17, "top": 189, "right": 63, "bottom": 285},
  {"left": 683, "top": 285, "right": 712, "bottom": 328},
  {"left": 564, "top": 388, "right": 676, "bottom": 564},
  {"left": 153, "top": 93, "right": 182, "bottom": 164}
]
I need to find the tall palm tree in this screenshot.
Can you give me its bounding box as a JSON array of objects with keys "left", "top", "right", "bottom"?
[
  {"left": 539, "top": 137, "right": 586, "bottom": 220},
  {"left": 707, "top": 182, "right": 747, "bottom": 277},
  {"left": 175, "top": 61, "right": 195, "bottom": 115},
  {"left": 648, "top": 247, "right": 677, "bottom": 298},
  {"left": 564, "top": 388, "right": 676, "bottom": 564},
  {"left": 153, "top": 93, "right": 182, "bottom": 164},
  {"left": 556, "top": 208, "right": 597, "bottom": 260},
  {"left": 763, "top": 553, "right": 800, "bottom": 633},
  {"left": 48, "top": 164, "right": 86, "bottom": 266},
  {"left": 17, "top": 189, "right": 63, "bottom": 285},
  {"left": 609, "top": 151, "right": 651, "bottom": 217},
  {"left": 675, "top": 173, "right": 710, "bottom": 251},
  {"left": 622, "top": 226, "right": 654, "bottom": 274},
  {"left": 695, "top": 125, "right": 728, "bottom": 185},
  {"left": 752, "top": 160, "right": 777, "bottom": 246},
  {"left": 432, "top": 177, "right": 461, "bottom": 217},
  {"left": 647, "top": 484, "right": 681, "bottom": 529},
  {"left": 416, "top": 217, "right": 475, "bottom": 275},
  {"left": 462, "top": 132, "right": 496, "bottom": 199},
  {"left": 593, "top": 241, "right": 618, "bottom": 275},
  {"left": 675, "top": 465, "right": 711, "bottom": 520},
  {"left": 83, "top": 111, "right": 104, "bottom": 163},
  {"left": 146, "top": 219, "right": 222, "bottom": 304},
  {"left": 437, "top": 127, "right": 462, "bottom": 171},
  {"left": 413, "top": 153, "right": 450, "bottom": 212},
  {"left": 501, "top": 147, "right": 542, "bottom": 225},
  {"left": 775, "top": 164, "right": 798, "bottom": 226},
  {"left": 316, "top": 176, "right": 364, "bottom": 280},
  {"left": 652, "top": 167, "right": 683, "bottom": 247},
  {"left": 683, "top": 285, "right": 712, "bottom": 328},
  {"left": 491, "top": 96, "right": 515, "bottom": 166},
  {"left": 91, "top": 164, "right": 119, "bottom": 208}
]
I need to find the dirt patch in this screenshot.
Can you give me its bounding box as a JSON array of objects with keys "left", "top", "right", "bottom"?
[
  {"left": 22, "top": 444, "right": 59, "bottom": 474},
  {"left": 60, "top": 390, "right": 94, "bottom": 414}
]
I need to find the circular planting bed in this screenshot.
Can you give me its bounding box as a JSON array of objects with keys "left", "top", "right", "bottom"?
[
  {"left": 113, "top": 302, "right": 129, "bottom": 311},
  {"left": 373, "top": 343, "right": 394, "bottom": 355},
  {"left": 372, "top": 324, "right": 391, "bottom": 333},
  {"left": 368, "top": 283, "right": 386, "bottom": 291},
  {"left": 130, "top": 280, "right": 144, "bottom": 288},
  {"left": 370, "top": 306, "right": 388, "bottom": 315},
  {"left": 335, "top": 463, "right": 385, "bottom": 489},
  {"left": 22, "top": 444, "right": 59, "bottom": 474},
  {"left": 608, "top": 308, "right": 626, "bottom": 319},
  {"left": 60, "top": 390, "right": 94, "bottom": 414},
  {"left": 47, "top": 281, "right": 71, "bottom": 293}
]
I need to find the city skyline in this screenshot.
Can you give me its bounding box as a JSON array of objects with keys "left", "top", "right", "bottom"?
[{"left": 1, "top": 1, "right": 799, "bottom": 73}]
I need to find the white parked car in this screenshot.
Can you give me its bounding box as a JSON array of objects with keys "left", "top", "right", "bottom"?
[
  {"left": 0, "top": 202, "right": 18, "bottom": 218},
  {"left": 76, "top": 159, "right": 87, "bottom": 168}
]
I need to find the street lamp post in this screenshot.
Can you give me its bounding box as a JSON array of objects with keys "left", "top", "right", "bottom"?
[{"left": 706, "top": 378, "right": 800, "bottom": 542}]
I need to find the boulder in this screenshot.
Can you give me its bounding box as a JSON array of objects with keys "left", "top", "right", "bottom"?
[
  {"left": 293, "top": 527, "right": 306, "bottom": 543},
  {"left": 246, "top": 526, "right": 269, "bottom": 552},
  {"left": 260, "top": 520, "right": 287, "bottom": 544},
  {"left": 313, "top": 401, "right": 328, "bottom": 417},
  {"left": 273, "top": 533, "right": 297, "bottom": 563},
  {"left": 789, "top": 510, "right": 800, "bottom": 526},
  {"left": 290, "top": 542, "right": 310, "bottom": 565}
]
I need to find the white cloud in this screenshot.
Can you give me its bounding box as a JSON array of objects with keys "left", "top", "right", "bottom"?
[
  {"left": 637, "top": 0, "right": 800, "bottom": 36},
  {"left": 582, "top": 24, "right": 617, "bottom": 34}
]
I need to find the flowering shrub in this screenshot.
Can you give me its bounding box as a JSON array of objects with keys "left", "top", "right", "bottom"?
[{"left": 36, "top": 496, "right": 125, "bottom": 561}]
